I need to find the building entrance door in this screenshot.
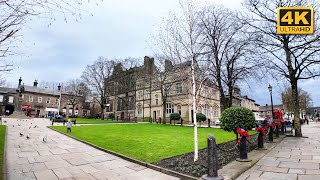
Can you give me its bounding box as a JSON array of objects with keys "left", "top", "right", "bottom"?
[
  {"left": 5, "top": 105, "right": 14, "bottom": 115},
  {"left": 153, "top": 111, "right": 156, "bottom": 122}
]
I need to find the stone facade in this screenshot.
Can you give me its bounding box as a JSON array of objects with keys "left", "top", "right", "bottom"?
[
  {"left": 105, "top": 56, "right": 221, "bottom": 123},
  {"left": 0, "top": 78, "right": 91, "bottom": 118},
  {"left": 240, "top": 96, "right": 260, "bottom": 112},
  {"left": 258, "top": 104, "right": 285, "bottom": 117},
  {"left": 0, "top": 87, "right": 17, "bottom": 115}
]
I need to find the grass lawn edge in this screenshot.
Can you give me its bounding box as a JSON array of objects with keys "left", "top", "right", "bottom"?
[
  {"left": 48, "top": 126, "right": 198, "bottom": 180},
  {"left": 2, "top": 125, "right": 6, "bottom": 180}
]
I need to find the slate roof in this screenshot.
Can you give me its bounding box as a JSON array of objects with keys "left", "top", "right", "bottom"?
[
  {"left": 23, "top": 85, "right": 60, "bottom": 96},
  {"left": 0, "top": 87, "right": 17, "bottom": 94}
]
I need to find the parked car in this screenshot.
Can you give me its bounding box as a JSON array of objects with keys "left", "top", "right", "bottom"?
[{"left": 215, "top": 119, "right": 221, "bottom": 126}]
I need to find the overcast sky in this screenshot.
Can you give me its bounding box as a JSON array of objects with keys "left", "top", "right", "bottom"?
[{"left": 3, "top": 0, "right": 320, "bottom": 106}]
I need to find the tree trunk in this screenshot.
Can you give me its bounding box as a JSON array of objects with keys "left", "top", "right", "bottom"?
[
  {"left": 162, "top": 97, "right": 166, "bottom": 124},
  {"left": 100, "top": 104, "right": 104, "bottom": 120},
  {"left": 291, "top": 80, "right": 302, "bottom": 137},
  {"left": 227, "top": 83, "right": 233, "bottom": 108}
]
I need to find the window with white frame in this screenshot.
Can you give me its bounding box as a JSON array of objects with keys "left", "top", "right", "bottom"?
[
  {"left": 138, "top": 91, "right": 143, "bottom": 100},
  {"left": 8, "top": 96, "right": 14, "bottom": 103},
  {"left": 213, "top": 105, "right": 219, "bottom": 117},
  {"left": 166, "top": 103, "right": 174, "bottom": 115},
  {"left": 0, "top": 95, "right": 3, "bottom": 102},
  {"left": 155, "top": 95, "right": 159, "bottom": 105},
  {"left": 38, "top": 97, "right": 42, "bottom": 103},
  {"left": 145, "top": 90, "right": 150, "bottom": 99},
  {"left": 46, "top": 97, "right": 51, "bottom": 104},
  {"left": 203, "top": 104, "right": 209, "bottom": 117},
  {"left": 29, "top": 96, "right": 33, "bottom": 102},
  {"left": 55, "top": 98, "right": 59, "bottom": 104},
  {"left": 137, "top": 104, "right": 142, "bottom": 116}
]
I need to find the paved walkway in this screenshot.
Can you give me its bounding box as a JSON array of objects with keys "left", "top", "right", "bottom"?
[
  {"left": 4, "top": 118, "right": 178, "bottom": 180},
  {"left": 237, "top": 122, "right": 320, "bottom": 180}
]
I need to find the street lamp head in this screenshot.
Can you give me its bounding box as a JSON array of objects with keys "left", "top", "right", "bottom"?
[{"left": 268, "top": 84, "right": 272, "bottom": 93}]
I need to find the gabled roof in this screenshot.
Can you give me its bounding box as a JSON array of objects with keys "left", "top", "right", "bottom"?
[
  {"left": 0, "top": 87, "right": 17, "bottom": 94},
  {"left": 23, "top": 85, "right": 60, "bottom": 96}
]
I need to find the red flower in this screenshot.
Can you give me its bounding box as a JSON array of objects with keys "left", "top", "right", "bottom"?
[
  {"left": 236, "top": 128, "right": 249, "bottom": 137},
  {"left": 255, "top": 127, "right": 265, "bottom": 136}
]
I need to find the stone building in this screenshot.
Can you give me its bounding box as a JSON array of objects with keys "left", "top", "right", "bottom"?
[
  {"left": 240, "top": 96, "right": 260, "bottom": 112},
  {"left": 0, "top": 87, "right": 17, "bottom": 115},
  {"left": 225, "top": 87, "right": 260, "bottom": 111},
  {"left": 0, "top": 78, "right": 90, "bottom": 117},
  {"left": 258, "top": 104, "right": 285, "bottom": 117},
  {"left": 105, "top": 56, "right": 221, "bottom": 124}
]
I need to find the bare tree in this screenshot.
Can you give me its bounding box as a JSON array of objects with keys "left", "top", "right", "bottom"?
[
  {"left": 0, "top": 0, "right": 102, "bottom": 69},
  {"left": 199, "top": 5, "right": 262, "bottom": 111},
  {"left": 152, "top": 56, "right": 188, "bottom": 124},
  {"left": 282, "top": 87, "right": 312, "bottom": 114},
  {"left": 63, "top": 79, "right": 90, "bottom": 117},
  {"left": 81, "top": 57, "right": 116, "bottom": 119},
  {"left": 153, "top": 0, "right": 208, "bottom": 162},
  {"left": 38, "top": 81, "right": 59, "bottom": 89},
  {"left": 242, "top": 0, "right": 320, "bottom": 137},
  {"left": 105, "top": 57, "right": 141, "bottom": 121}
]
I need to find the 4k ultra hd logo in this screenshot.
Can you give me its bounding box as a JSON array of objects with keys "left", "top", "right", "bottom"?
[{"left": 277, "top": 7, "right": 314, "bottom": 34}]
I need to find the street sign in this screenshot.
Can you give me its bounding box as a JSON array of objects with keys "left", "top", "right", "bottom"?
[{"left": 277, "top": 7, "right": 314, "bottom": 34}]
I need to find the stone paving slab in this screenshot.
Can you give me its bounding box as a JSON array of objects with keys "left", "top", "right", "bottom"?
[
  {"left": 4, "top": 118, "right": 179, "bottom": 180},
  {"left": 236, "top": 122, "right": 320, "bottom": 180}
]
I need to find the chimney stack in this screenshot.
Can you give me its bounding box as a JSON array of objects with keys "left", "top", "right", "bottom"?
[
  {"left": 18, "top": 77, "right": 22, "bottom": 85},
  {"left": 33, "top": 80, "right": 38, "bottom": 87}
]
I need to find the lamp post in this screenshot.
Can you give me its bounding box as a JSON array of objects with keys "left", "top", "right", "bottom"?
[
  {"left": 58, "top": 83, "right": 62, "bottom": 116},
  {"left": 268, "top": 84, "right": 275, "bottom": 141}
]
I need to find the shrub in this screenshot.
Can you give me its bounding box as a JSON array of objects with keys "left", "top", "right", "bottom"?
[
  {"left": 170, "top": 113, "right": 181, "bottom": 120},
  {"left": 108, "top": 113, "right": 115, "bottom": 119},
  {"left": 196, "top": 113, "right": 206, "bottom": 122},
  {"left": 220, "top": 107, "right": 255, "bottom": 133}
]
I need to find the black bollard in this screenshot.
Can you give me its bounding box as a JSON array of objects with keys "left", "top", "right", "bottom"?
[
  {"left": 275, "top": 125, "right": 279, "bottom": 137},
  {"left": 208, "top": 119, "right": 211, "bottom": 128},
  {"left": 268, "top": 126, "right": 273, "bottom": 142},
  {"left": 201, "top": 134, "right": 224, "bottom": 180},
  {"left": 257, "top": 130, "right": 267, "bottom": 150},
  {"left": 236, "top": 135, "right": 252, "bottom": 162}
]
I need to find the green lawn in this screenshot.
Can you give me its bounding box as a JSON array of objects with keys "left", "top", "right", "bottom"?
[
  {"left": 72, "top": 118, "right": 122, "bottom": 124},
  {"left": 52, "top": 124, "right": 255, "bottom": 163},
  {"left": 0, "top": 125, "right": 6, "bottom": 180}
]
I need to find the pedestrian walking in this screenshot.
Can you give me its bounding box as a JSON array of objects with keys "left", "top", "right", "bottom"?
[{"left": 66, "top": 119, "right": 72, "bottom": 133}]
